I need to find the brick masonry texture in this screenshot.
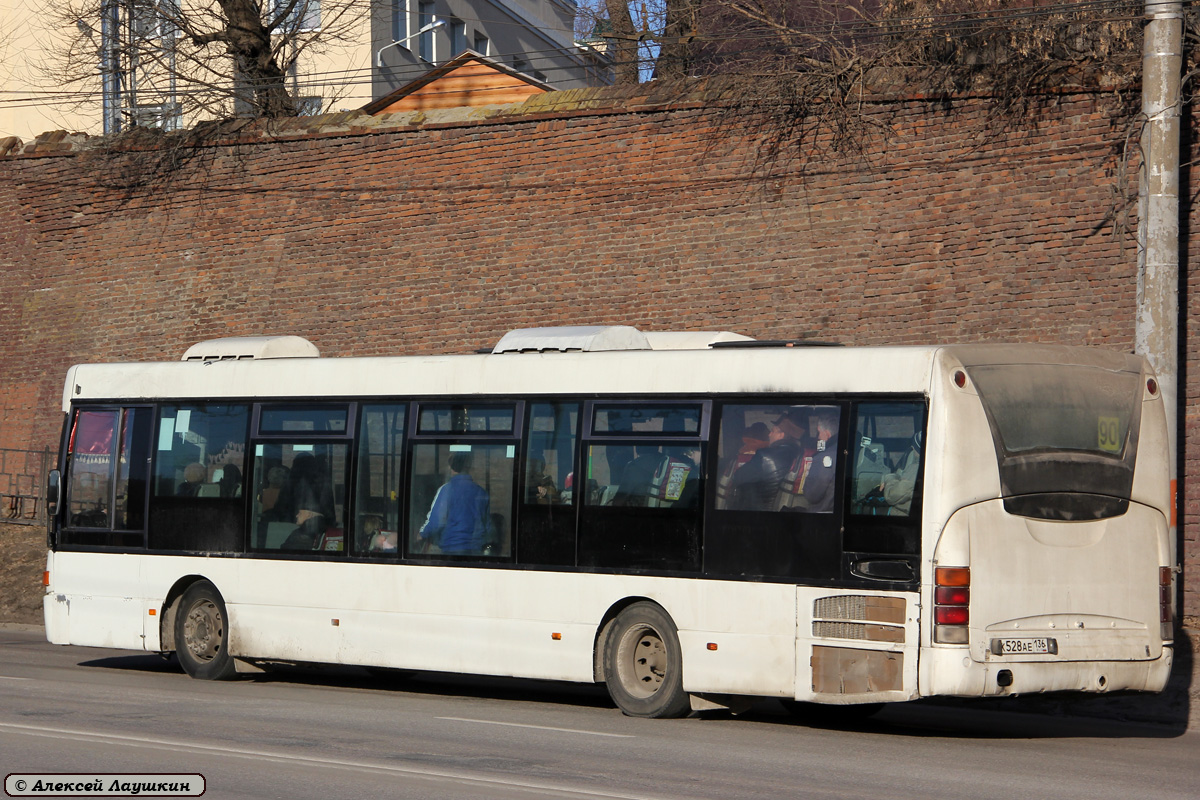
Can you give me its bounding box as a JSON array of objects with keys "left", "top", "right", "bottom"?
[{"left": 0, "top": 88, "right": 1196, "bottom": 626}]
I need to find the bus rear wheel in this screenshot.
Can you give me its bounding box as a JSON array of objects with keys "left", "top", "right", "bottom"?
[
  {"left": 604, "top": 603, "right": 691, "bottom": 719},
  {"left": 175, "top": 580, "right": 237, "bottom": 681}
]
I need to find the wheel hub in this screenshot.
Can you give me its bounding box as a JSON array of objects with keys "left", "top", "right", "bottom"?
[
  {"left": 620, "top": 626, "right": 667, "bottom": 698},
  {"left": 183, "top": 600, "right": 222, "bottom": 663}
]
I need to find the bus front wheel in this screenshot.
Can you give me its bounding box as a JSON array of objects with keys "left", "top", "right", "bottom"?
[
  {"left": 174, "top": 580, "right": 237, "bottom": 681},
  {"left": 604, "top": 603, "right": 691, "bottom": 718}
]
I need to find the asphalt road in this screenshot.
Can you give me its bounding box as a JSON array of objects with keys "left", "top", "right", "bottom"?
[{"left": 0, "top": 626, "right": 1195, "bottom": 800}]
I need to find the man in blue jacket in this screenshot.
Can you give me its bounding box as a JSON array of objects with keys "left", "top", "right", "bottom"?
[{"left": 418, "top": 451, "right": 492, "bottom": 554}]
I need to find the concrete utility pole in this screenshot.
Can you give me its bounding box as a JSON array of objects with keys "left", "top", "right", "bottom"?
[
  {"left": 1137, "top": 0, "right": 1182, "bottom": 528},
  {"left": 101, "top": 0, "right": 122, "bottom": 134}
]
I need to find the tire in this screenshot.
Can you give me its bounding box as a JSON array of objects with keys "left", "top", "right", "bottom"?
[
  {"left": 604, "top": 603, "right": 691, "bottom": 719},
  {"left": 781, "top": 699, "right": 883, "bottom": 725},
  {"left": 174, "top": 580, "right": 237, "bottom": 681}
]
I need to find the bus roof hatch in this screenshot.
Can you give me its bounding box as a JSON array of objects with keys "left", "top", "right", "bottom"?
[
  {"left": 492, "top": 326, "right": 755, "bottom": 353},
  {"left": 181, "top": 336, "right": 320, "bottom": 361},
  {"left": 492, "top": 326, "right": 651, "bottom": 353}
]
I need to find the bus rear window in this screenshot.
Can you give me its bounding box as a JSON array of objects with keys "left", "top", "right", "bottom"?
[
  {"left": 970, "top": 365, "right": 1140, "bottom": 458},
  {"left": 968, "top": 364, "right": 1143, "bottom": 519}
]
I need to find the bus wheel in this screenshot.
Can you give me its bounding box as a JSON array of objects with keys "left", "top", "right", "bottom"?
[
  {"left": 175, "top": 580, "right": 237, "bottom": 681},
  {"left": 604, "top": 603, "right": 691, "bottom": 719}
]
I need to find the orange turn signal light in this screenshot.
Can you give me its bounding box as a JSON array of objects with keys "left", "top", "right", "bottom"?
[{"left": 935, "top": 567, "right": 970, "bottom": 587}]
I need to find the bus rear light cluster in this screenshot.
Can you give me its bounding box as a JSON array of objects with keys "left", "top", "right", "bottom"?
[
  {"left": 1160, "top": 567, "right": 1174, "bottom": 641},
  {"left": 935, "top": 567, "right": 970, "bottom": 645}
]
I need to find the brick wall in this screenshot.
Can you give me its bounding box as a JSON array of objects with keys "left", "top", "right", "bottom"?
[{"left": 1, "top": 87, "right": 1196, "bottom": 621}]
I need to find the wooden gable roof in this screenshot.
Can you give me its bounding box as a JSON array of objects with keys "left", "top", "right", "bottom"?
[{"left": 363, "top": 51, "right": 554, "bottom": 115}]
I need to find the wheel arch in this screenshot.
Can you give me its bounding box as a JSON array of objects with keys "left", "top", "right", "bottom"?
[
  {"left": 592, "top": 595, "right": 666, "bottom": 682},
  {"left": 158, "top": 574, "right": 215, "bottom": 654}
]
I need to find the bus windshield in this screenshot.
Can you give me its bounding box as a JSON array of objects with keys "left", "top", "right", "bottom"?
[{"left": 969, "top": 364, "right": 1143, "bottom": 519}]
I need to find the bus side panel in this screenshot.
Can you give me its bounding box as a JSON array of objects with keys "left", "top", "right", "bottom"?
[
  {"left": 43, "top": 552, "right": 68, "bottom": 645},
  {"left": 225, "top": 563, "right": 799, "bottom": 695},
  {"left": 221, "top": 562, "right": 599, "bottom": 680},
  {"left": 44, "top": 551, "right": 152, "bottom": 651},
  {"left": 48, "top": 550, "right": 797, "bottom": 699},
  {"left": 672, "top": 582, "right": 797, "bottom": 696}
]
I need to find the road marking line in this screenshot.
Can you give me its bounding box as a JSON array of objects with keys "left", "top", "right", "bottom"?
[
  {"left": 0, "top": 722, "right": 660, "bottom": 800},
  {"left": 0, "top": 677, "right": 32, "bottom": 681},
  {"left": 437, "top": 717, "right": 636, "bottom": 738}
]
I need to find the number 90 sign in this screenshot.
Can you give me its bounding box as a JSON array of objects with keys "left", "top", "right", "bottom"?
[{"left": 1098, "top": 416, "right": 1122, "bottom": 453}]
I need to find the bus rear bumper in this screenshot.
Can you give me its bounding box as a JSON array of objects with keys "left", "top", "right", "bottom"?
[{"left": 919, "top": 645, "right": 1174, "bottom": 697}]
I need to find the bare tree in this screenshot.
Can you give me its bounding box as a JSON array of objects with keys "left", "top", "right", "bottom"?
[
  {"left": 576, "top": 0, "right": 701, "bottom": 84},
  {"left": 580, "top": 1, "right": 1142, "bottom": 94},
  {"left": 51, "top": 0, "right": 371, "bottom": 130},
  {"left": 603, "top": 0, "right": 641, "bottom": 85}
]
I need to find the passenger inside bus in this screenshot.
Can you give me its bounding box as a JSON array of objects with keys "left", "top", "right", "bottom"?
[
  {"left": 671, "top": 445, "right": 703, "bottom": 508},
  {"left": 417, "top": 451, "right": 493, "bottom": 555},
  {"left": 273, "top": 453, "right": 337, "bottom": 548},
  {"left": 878, "top": 431, "right": 922, "bottom": 516},
  {"left": 364, "top": 514, "right": 397, "bottom": 552},
  {"left": 176, "top": 462, "right": 207, "bottom": 497},
  {"left": 777, "top": 409, "right": 839, "bottom": 514},
  {"left": 610, "top": 446, "right": 696, "bottom": 508},
  {"left": 716, "top": 421, "right": 773, "bottom": 510},
  {"left": 217, "top": 464, "right": 242, "bottom": 498},
  {"left": 526, "top": 458, "right": 560, "bottom": 504},
  {"left": 769, "top": 409, "right": 811, "bottom": 510},
  {"left": 851, "top": 403, "right": 925, "bottom": 517}
]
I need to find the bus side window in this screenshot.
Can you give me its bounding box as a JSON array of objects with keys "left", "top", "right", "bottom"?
[
  {"left": 355, "top": 404, "right": 407, "bottom": 556},
  {"left": 148, "top": 404, "right": 250, "bottom": 552},
  {"left": 517, "top": 402, "right": 579, "bottom": 568},
  {"left": 62, "top": 407, "right": 152, "bottom": 547},
  {"left": 252, "top": 442, "right": 349, "bottom": 553},
  {"left": 66, "top": 409, "right": 119, "bottom": 529},
  {"left": 715, "top": 404, "right": 840, "bottom": 514},
  {"left": 524, "top": 400, "right": 575, "bottom": 507},
  {"left": 409, "top": 441, "right": 515, "bottom": 558},
  {"left": 850, "top": 403, "right": 925, "bottom": 518}
]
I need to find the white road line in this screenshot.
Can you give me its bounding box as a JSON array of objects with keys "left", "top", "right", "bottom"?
[
  {"left": 0, "top": 676, "right": 32, "bottom": 681},
  {"left": 437, "top": 717, "right": 636, "bottom": 738},
  {"left": 0, "top": 722, "right": 660, "bottom": 800}
]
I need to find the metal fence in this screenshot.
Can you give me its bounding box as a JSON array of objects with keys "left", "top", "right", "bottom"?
[{"left": 0, "top": 448, "right": 49, "bottom": 526}]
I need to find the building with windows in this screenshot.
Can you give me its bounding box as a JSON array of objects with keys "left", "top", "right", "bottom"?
[
  {"left": 0, "top": 0, "right": 94, "bottom": 140},
  {"left": 0, "top": 0, "right": 609, "bottom": 141},
  {"left": 373, "top": 1, "right": 610, "bottom": 100}
]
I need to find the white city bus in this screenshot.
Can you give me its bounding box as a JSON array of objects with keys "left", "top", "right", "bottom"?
[{"left": 43, "top": 326, "right": 1175, "bottom": 718}]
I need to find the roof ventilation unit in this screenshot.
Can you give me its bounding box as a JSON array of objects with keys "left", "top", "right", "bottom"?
[
  {"left": 492, "top": 326, "right": 757, "bottom": 353},
  {"left": 492, "top": 326, "right": 651, "bottom": 353},
  {"left": 642, "top": 331, "right": 755, "bottom": 350},
  {"left": 182, "top": 335, "right": 320, "bottom": 362}
]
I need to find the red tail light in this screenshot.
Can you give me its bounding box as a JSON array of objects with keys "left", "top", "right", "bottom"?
[
  {"left": 935, "top": 586, "right": 970, "bottom": 606},
  {"left": 935, "top": 607, "right": 969, "bottom": 625},
  {"left": 935, "top": 566, "right": 970, "bottom": 644}
]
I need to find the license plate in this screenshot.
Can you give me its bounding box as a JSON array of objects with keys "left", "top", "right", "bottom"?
[{"left": 992, "top": 638, "right": 1057, "bottom": 656}]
